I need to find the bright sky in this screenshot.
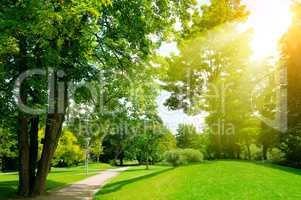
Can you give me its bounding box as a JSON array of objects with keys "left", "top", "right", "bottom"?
[
  {"left": 157, "top": 91, "right": 206, "bottom": 133},
  {"left": 157, "top": 0, "right": 293, "bottom": 133}
]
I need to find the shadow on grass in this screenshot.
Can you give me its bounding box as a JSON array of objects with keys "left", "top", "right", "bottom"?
[
  {"left": 96, "top": 168, "right": 174, "bottom": 195},
  {"left": 255, "top": 162, "right": 301, "bottom": 176},
  {"left": 0, "top": 180, "right": 18, "bottom": 200},
  {"left": 214, "top": 159, "right": 301, "bottom": 176},
  {"left": 0, "top": 180, "right": 69, "bottom": 200},
  {"left": 48, "top": 170, "right": 76, "bottom": 174},
  {"left": 121, "top": 168, "right": 159, "bottom": 173},
  {"left": 216, "top": 159, "right": 301, "bottom": 176}
]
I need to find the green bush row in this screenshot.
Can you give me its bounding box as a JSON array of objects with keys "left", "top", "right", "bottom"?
[{"left": 164, "top": 149, "right": 204, "bottom": 166}]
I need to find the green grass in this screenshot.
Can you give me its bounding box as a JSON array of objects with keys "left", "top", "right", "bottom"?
[
  {"left": 0, "top": 163, "right": 112, "bottom": 199},
  {"left": 94, "top": 161, "right": 301, "bottom": 200}
]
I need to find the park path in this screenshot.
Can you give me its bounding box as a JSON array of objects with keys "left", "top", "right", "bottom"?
[{"left": 20, "top": 167, "right": 128, "bottom": 200}]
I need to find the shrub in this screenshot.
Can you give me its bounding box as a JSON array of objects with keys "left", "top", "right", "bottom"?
[
  {"left": 269, "top": 148, "right": 285, "bottom": 162},
  {"left": 181, "top": 149, "right": 204, "bottom": 163},
  {"left": 164, "top": 149, "right": 203, "bottom": 166},
  {"left": 279, "top": 127, "right": 301, "bottom": 163},
  {"left": 164, "top": 149, "right": 185, "bottom": 166}
]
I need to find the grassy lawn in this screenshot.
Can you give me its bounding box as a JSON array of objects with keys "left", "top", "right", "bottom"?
[
  {"left": 0, "top": 163, "right": 112, "bottom": 199},
  {"left": 94, "top": 161, "right": 301, "bottom": 200}
]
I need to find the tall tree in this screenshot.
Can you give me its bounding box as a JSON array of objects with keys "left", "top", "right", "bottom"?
[
  {"left": 176, "top": 124, "right": 201, "bottom": 149},
  {"left": 280, "top": 2, "right": 301, "bottom": 164},
  {"left": 282, "top": 2, "right": 301, "bottom": 130},
  {"left": 158, "top": 0, "right": 268, "bottom": 160}
]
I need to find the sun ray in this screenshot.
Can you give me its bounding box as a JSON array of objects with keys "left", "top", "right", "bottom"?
[{"left": 244, "top": 0, "right": 293, "bottom": 59}]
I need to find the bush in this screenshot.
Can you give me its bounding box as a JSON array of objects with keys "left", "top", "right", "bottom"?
[
  {"left": 164, "top": 149, "right": 203, "bottom": 166},
  {"left": 268, "top": 148, "right": 285, "bottom": 162},
  {"left": 181, "top": 149, "right": 204, "bottom": 163},
  {"left": 164, "top": 149, "right": 185, "bottom": 166},
  {"left": 279, "top": 127, "right": 301, "bottom": 163}
]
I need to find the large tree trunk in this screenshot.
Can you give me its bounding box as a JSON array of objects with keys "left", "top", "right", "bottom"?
[
  {"left": 18, "top": 112, "right": 30, "bottom": 197},
  {"left": 33, "top": 113, "right": 65, "bottom": 195},
  {"left": 17, "top": 37, "right": 31, "bottom": 196},
  {"left": 32, "top": 74, "right": 68, "bottom": 196}
]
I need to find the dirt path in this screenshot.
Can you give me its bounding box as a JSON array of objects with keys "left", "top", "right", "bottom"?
[{"left": 19, "top": 167, "right": 128, "bottom": 200}]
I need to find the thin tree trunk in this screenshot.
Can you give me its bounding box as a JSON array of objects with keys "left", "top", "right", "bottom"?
[
  {"left": 262, "top": 145, "right": 268, "bottom": 160},
  {"left": 1, "top": 157, "right": 3, "bottom": 172},
  {"left": 119, "top": 152, "right": 124, "bottom": 166},
  {"left": 246, "top": 145, "right": 251, "bottom": 160},
  {"left": 114, "top": 149, "right": 120, "bottom": 166},
  {"left": 145, "top": 152, "right": 149, "bottom": 170}
]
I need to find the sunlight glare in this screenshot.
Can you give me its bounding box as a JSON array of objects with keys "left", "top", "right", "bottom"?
[{"left": 245, "top": 0, "right": 292, "bottom": 59}]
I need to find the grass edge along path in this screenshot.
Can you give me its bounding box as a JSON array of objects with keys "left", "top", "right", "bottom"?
[
  {"left": 0, "top": 163, "right": 112, "bottom": 199},
  {"left": 22, "top": 167, "right": 128, "bottom": 200}
]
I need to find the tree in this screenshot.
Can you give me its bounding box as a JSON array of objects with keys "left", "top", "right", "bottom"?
[
  {"left": 176, "top": 124, "right": 201, "bottom": 150},
  {"left": 184, "top": 0, "right": 248, "bottom": 39},
  {"left": 102, "top": 119, "right": 130, "bottom": 166},
  {"left": 90, "top": 136, "right": 104, "bottom": 163},
  {"left": 158, "top": 0, "right": 275, "bottom": 160},
  {"left": 239, "top": 127, "right": 259, "bottom": 160},
  {"left": 158, "top": 130, "right": 177, "bottom": 155},
  {"left": 279, "top": 2, "right": 301, "bottom": 165},
  {"left": 257, "top": 124, "right": 278, "bottom": 160},
  {"left": 133, "top": 120, "right": 166, "bottom": 170},
  {"left": 281, "top": 2, "right": 301, "bottom": 130},
  {"left": 165, "top": 24, "right": 254, "bottom": 159},
  {"left": 52, "top": 130, "right": 85, "bottom": 167},
  {"left": 1, "top": 0, "right": 107, "bottom": 195}
]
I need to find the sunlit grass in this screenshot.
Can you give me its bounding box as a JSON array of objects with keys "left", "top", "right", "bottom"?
[{"left": 95, "top": 161, "right": 301, "bottom": 200}]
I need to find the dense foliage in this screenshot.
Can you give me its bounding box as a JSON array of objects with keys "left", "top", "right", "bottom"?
[{"left": 52, "top": 130, "right": 85, "bottom": 167}]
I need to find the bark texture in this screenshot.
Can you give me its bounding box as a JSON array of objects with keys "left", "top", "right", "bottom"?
[
  {"left": 33, "top": 76, "right": 67, "bottom": 195},
  {"left": 18, "top": 112, "right": 30, "bottom": 196}
]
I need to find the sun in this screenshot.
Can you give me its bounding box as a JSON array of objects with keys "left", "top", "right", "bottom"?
[{"left": 245, "top": 0, "right": 293, "bottom": 60}]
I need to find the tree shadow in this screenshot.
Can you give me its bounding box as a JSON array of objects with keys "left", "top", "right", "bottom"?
[
  {"left": 0, "top": 180, "right": 18, "bottom": 200},
  {"left": 0, "top": 180, "right": 69, "bottom": 200},
  {"left": 213, "top": 159, "right": 301, "bottom": 176},
  {"left": 254, "top": 162, "right": 301, "bottom": 176},
  {"left": 47, "top": 170, "right": 75, "bottom": 174},
  {"left": 120, "top": 168, "right": 155, "bottom": 173},
  {"left": 96, "top": 168, "right": 174, "bottom": 195}
]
